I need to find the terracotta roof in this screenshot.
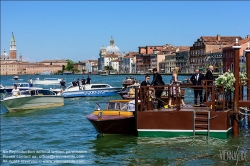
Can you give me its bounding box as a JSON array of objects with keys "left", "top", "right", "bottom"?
[
  {"left": 41, "top": 60, "right": 67, "bottom": 63},
  {"left": 104, "top": 54, "right": 119, "bottom": 58},
  {"left": 202, "top": 36, "right": 243, "bottom": 45}
]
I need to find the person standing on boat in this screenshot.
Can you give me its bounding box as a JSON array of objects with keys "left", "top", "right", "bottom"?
[
  {"left": 60, "top": 78, "right": 66, "bottom": 90},
  {"left": 81, "top": 77, "right": 86, "bottom": 85},
  {"left": 12, "top": 84, "right": 20, "bottom": 96},
  {"left": 141, "top": 75, "right": 151, "bottom": 86},
  {"left": 151, "top": 68, "right": 165, "bottom": 109},
  {"left": 28, "top": 78, "right": 33, "bottom": 87},
  {"left": 203, "top": 65, "right": 214, "bottom": 103},
  {"left": 72, "top": 79, "right": 77, "bottom": 87},
  {"left": 86, "top": 76, "right": 91, "bottom": 84},
  {"left": 190, "top": 69, "right": 205, "bottom": 106},
  {"left": 168, "top": 67, "right": 187, "bottom": 108},
  {"left": 76, "top": 78, "right": 81, "bottom": 90}
]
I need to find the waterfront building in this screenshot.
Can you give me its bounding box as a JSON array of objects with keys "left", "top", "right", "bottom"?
[
  {"left": 98, "top": 37, "right": 121, "bottom": 71},
  {"left": 175, "top": 47, "right": 190, "bottom": 73},
  {"left": 190, "top": 34, "right": 242, "bottom": 72},
  {"left": 222, "top": 35, "right": 250, "bottom": 72},
  {"left": 205, "top": 49, "right": 223, "bottom": 73},
  {"left": 165, "top": 52, "right": 176, "bottom": 73},
  {"left": 75, "top": 60, "right": 98, "bottom": 74},
  {"left": 120, "top": 52, "right": 137, "bottom": 74}
]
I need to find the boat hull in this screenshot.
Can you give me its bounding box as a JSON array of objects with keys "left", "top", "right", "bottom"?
[
  {"left": 86, "top": 114, "right": 136, "bottom": 135},
  {"left": 137, "top": 110, "right": 233, "bottom": 139},
  {"left": 1, "top": 96, "right": 64, "bottom": 112},
  {"left": 61, "top": 89, "right": 121, "bottom": 98}
]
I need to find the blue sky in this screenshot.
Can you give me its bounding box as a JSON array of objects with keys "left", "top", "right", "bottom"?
[{"left": 1, "top": 1, "right": 249, "bottom": 62}]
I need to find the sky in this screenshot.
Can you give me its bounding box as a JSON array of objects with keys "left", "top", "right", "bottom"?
[{"left": 1, "top": 1, "right": 250, "bottom": 62}]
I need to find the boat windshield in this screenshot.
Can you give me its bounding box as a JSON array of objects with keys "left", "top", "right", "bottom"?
[
  {"left": 91, "top": 85, "right": 109, "bottom": 88},
  {"left": 44, "top": 78, "right": 60, "bottom": 81}
]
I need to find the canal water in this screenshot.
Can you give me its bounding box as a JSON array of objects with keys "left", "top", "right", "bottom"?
[{"left": 1, "top": 74, "right": 249, "bottom": 165}]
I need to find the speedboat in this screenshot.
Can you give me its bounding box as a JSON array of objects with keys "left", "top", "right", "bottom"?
[
  {"left": 13, "top": 76, "right": 18, "bottom": 80},
  {"left": 0, "top": 89, "right": 64, "bottom": 112},
  {"left": 33, "top": 78, "right": 62, "bottom": 85},
  {"left": 61, "top": 83, "right": 122, "bottom": 98},
  {"left": 122, "top": 76, "right": 137, "bottom": 88},
  {"left": 100, "top": 70, "right": 109, "bottom": 76},
  {"left": 0, "top": 83, "right": 42, "bottom": 93},
  {"left": 86, "top": 100, "right": 136, "bottom": 135}
]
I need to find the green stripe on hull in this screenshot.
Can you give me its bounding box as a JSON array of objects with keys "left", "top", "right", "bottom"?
[{"left": 138, "top": 129, "right": 232, "bottom": 139}]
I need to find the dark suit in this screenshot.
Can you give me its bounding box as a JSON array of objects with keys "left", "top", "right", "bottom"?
[
  {"left": 151, "top": 73, "right": 164, "bottom": 108},
  {"left": 203, "top": 70, "right": 214, "bottom": 102},
  {"left": 190, "top": 73, "right": 204, "bottom": 105}
]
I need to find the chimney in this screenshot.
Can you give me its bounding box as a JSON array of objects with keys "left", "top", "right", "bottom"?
[
  {"left": 217, "top": 34, "right": 220, "bottom": 41},
  {"left": 247, "top": 35, "right": 250, "bottom": 39}
]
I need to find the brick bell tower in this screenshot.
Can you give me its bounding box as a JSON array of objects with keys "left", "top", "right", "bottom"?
[{"left": 9, "top": 32, "right": 17, "bottom": 59}]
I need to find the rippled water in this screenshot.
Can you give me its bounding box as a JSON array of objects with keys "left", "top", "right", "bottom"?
[{"left": 1, "top": 74, "right": 250, "bottom": 165}]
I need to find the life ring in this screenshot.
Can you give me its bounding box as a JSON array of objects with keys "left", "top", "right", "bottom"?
[{"left": 60, "top": 90, "right": 63, "bottom": 93}]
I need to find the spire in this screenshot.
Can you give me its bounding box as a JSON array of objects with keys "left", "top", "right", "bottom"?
[
  {"left": 110, "top": 36, "right": 114, "bottom": 46},
  {"left": 11, "top": 32, "right": 15, "bottom": 42}
]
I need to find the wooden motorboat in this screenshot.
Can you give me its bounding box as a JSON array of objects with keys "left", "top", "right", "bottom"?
[
  {"left": 86, "top": 100, "right": 136, "bottom": 135},
  {"left": 118, "top": 84, "right": 140, "bottom": 99},
  {"left": 122, "top": 76, "right": 137, "bottom": 88}
]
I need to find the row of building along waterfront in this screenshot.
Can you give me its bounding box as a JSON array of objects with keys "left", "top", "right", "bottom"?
[{"left": 1, "top": 33, "right": 250, "bottom": 75}]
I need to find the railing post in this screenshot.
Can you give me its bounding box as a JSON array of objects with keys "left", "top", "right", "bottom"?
[
  {"left": 245, "top": 43, "right": 250, "bottom": 125},
  {"left": 245, "top": 43, "right": 250, "bottom": 100},
  {"left": 232, "top": 38, "right": 241, "bottom": 136}
]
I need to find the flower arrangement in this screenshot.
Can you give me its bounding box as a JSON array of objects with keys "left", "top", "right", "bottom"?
[
  {"left": 215, "top": 70, "right": 235, "bottom": 92},
  {"left": 239, "top": 72, "right": 247, "bottom": 85},
  {"left": 215, "top": 70, "right": 248, "bottom": 91}
]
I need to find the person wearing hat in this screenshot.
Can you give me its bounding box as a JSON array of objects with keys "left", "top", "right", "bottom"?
[
  {"left": 12, "top": 84, "right": 20, "bottom": 96},
  {"left": 151, "top": 68, "right": 165, "bottom": 109}
]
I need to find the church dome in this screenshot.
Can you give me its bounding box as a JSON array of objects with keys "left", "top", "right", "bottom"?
[
  {"left": 106, "top": 36, "right": 120, "bottom": 54},
  {"left": 100, "top": 45, "right": 106, "bottom": 50},
  {"left": 1, "top": 49, "right": 9, "bottom": 59},
  {"left": 106, "top": 45, "right": 120, "bottom": 54}
]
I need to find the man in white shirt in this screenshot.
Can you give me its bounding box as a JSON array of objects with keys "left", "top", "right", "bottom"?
[{"left": 12, "top": 84, "right": 20, "bottom": 96}]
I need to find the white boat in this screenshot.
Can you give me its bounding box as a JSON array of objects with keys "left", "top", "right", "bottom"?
[
  {"left": 39, "top": 71, "right": 53, "bottom": 75},
  {"left": 0, "top": 82, "right": 42, "bottom": 93},
  {"left": 0, "top": 89, "right": 64, "bottom": 112},
  {"left": 61, "top": 83, "right": 122, "bottom": 98},
  {"left": 100, "top": 71, "right": 109, "bottom": 76},
  {"left": 33, "top": 78, "right": 62, "bottom": 85},
  {"left": 13, "top": 76, "right": 18, "bottom": 80}
]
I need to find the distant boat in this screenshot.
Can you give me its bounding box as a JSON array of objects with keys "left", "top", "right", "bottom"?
[
  {"left": 33, "top": 78, "right": 62, "bottom": 85},
  {"left": 100, "top": 71, "right": 109, "bottom": 76},
  {"left": 13, "top": 76, "right": 18, "bottom": 80},
  {"left": 0, "top": 89, "right": 64, "bottom": 112},
  {"left": 63, "top": 71, "right": 73, "bottom": 75},
  {"left": 39, "top": 71, "right": 53, "bottom": 75}
]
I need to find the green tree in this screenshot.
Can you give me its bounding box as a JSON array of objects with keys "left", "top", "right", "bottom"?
[{"left": 66, "top": 59, "right": 74, "bottom": 71}]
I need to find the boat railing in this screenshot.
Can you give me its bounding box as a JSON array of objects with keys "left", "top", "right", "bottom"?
[{"left": 134, "top": 82, "right": 229, "bottom": 112}]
